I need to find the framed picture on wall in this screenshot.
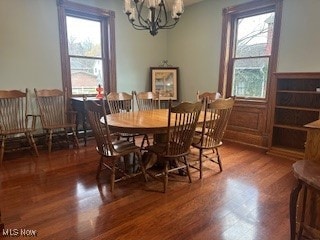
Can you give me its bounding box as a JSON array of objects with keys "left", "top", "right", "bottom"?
[{"left": 150, "top": 67, "right": 178, "bottom": 100}]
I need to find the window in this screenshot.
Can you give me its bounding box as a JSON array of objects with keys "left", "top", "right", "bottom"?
[
  {"left": 57, "top": 0, "right": 116, "bottom": 96},
  {"left": 219, "top": 0, "right": 282, "bottom": 101}
]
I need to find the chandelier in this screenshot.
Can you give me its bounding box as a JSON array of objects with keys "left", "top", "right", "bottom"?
[{"left": 124, "top": 0, "right": 184, "bottom": 36}]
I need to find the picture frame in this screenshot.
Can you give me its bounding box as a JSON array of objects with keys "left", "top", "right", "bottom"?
[{"left": 150, "top": 67, "right": 178, "bottom": 100}]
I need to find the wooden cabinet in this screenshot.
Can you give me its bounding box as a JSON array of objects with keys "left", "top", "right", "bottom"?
[{"left": 268, "top": 72, "right": 320, "bottom": 159}]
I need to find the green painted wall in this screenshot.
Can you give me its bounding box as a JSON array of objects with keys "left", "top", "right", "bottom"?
[
  {"left": 167, "top": 0, "right": 248, "bottom": 101},
  {"left": 278, "top": 0, "right": 320, "bottom": 71},
  {"left": 0, "top": 0, "right": 62, "bottom": 90},
  {"left": 1, "top": 0, "right": 320, "bottom": 102},
  {"left": 0, "top": 0, "right": 167, "bottom": 93}
]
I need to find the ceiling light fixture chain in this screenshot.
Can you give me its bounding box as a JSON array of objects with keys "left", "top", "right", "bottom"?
[{"left": 124, "top": 0, "right": 184, "bottom": 36}]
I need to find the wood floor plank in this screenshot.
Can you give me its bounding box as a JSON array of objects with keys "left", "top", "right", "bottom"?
[{"left": 0, "top": 139, "right": 296, "bottom": 239}]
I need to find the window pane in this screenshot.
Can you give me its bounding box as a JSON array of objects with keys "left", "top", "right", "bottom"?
[
  {"left": 67, "top": 16, "right": 102, "bottom": 57},
  {"left": 231, "top": 58, "right": 269, "bottom": 98},
  {"left": 70, "top": 57, "right": 103, "bottom": 95},
  {"left": 235, "top": 12, "right": 275, "bottom": 57}
]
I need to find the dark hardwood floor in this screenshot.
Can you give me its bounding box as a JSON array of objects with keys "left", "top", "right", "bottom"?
[{"left": 0, "top": 138, "right": 296, "bottom": 239}]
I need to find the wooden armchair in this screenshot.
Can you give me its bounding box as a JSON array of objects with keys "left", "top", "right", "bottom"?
[
  {"left": 191, "top": 97, "right": 234, "bottom": 178},
  {"left": 145, "top": 100, "right": 202, "bottom": 192},
  {"left": 0, "top": 89, "right": 39, "bottom": 163},
  {"left": 85, "top": 100, "right": 147, "bottom": 192},
  {"left": 34, "top": 88, "right": 79, "bottom": 153}
]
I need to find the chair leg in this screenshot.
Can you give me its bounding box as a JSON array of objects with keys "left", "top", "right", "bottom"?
[
  {"left": 25, "top": 132, "right": 39, "bottom": 157},
  {"left": 110, "top": 160, "right": 116, "bottom": 192},
  {"left": 64, "top": 128, "right": 70, "bottom": 147},
  {"left": 96, "top": 156, "right": 104, "bottom": 179},
  {"left": 71, "top": 128, "right": 79, "bottom": 149},
  {"left": 290, "top": 180, "right": 303, "bottom": 240},
  {"left": 297, "top": 185, "right": 308, "bottom": 238},
  {"left": 137, "top": 151, "right": 148, "bottom": 182},
  {"left": 48, "top": 130, "right": 53, "bottom": 153},
  {"left": 215, "top": 148, "right": 223, "bottom": 172},
  {"left": 199, "top": 148, "right": 203, "bottom": 179},
  {"left": 0, "top": 136, "right": 6, "bottom": 164},
  {"left": 183, "top": 156, "right": 192, "bottom": 183},
  {"left": 140, "top": 134, "right": 150, "bottom": 150},
  {"left": 164, "top": 161, "right": 169, "bottom": 193},
  {"left": 146, "top": 134, "right": 150, "bottom": 146}
]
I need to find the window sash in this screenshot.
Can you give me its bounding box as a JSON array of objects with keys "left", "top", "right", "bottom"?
[
  {"left": 57, "top": 0, "right": 116, "bottom": 97},
  {"left": 218, "top": 0, "right": 282, "bottom": 102}
]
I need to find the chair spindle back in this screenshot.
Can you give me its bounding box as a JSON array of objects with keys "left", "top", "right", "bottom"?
[
  {"left": 0, "top": 90, "right": 28, "bottom": 133},
  {"left": 165, "top": 101, "right": 203, "bottom": 157},
  {"left": 106, "top": 92, "right": 133, "bottom": 114}
]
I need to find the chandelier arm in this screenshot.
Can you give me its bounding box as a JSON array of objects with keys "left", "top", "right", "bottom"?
[
  {"left": 126, "top": 15, "right": 148, "bottom": 30},
  {"left": 160, "top": 18, "right": 180, "bottom": 29},
  {"left": 131, "top": 22, "right": 149, "bottom": 30},
  {"left": 134, "top": 0, "right": 150, "bottom": 29},
  {"left": 160, "top": 21, "right": 179, "bottom": 29},
  {"left": 157, "top": 3, "right": 169, "bottom": 28}
]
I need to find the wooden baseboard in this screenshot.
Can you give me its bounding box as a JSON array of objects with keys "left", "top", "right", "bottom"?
[{"left": 267, "top": 146, "right": 304, "bottom": 160}]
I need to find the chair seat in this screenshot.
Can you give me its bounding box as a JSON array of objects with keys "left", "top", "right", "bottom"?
[
  {"left": 97, "top": 140, "right": 141, "bottom": 157},
  {"left": 43, "top": 123, "right": 76, "bottom": 130},
  {"left": 145, "top": 143, "right": 166, "bottom": 156},
  {"left": 192, "top": 133, "right": 223, "bottom": 148},
  {"left": 0, "top": 128, "right": 35, "bottom": 135}
]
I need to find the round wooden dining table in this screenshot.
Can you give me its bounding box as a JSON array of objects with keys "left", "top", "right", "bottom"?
[
  {"left": 106, "top": 109, "right": 169, "bottom": 134},
  {"left": 105, "top": 109, "right": 206, "bottom": 134},
  {"left": 105, "top": 109, "right": 207, "bottom": 171}
]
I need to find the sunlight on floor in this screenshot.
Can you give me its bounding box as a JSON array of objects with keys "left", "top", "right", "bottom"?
[{"left": 222, "top": 179, "right": 258, "bottom": 240}]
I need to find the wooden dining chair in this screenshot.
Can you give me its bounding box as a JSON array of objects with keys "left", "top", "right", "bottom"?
[
  {"left": 34, "top": 88, "right": 79, "bottom": 153},
  {"left": 195, "top": 91, "right": 222, "bottom": 133},
  {"left": 85, "top": 100, "right": 147, "bottom": 192},
  {"left": 191, "top": 97, "right": 234, "bottom": 178},
  {"left": 106, "top": 92, "right": 139, "bottom": 143},
  {"left": 0, "top": 89, "right": 39, "bottom": 163},
  {"left": 145, "top": 100, "right": 203, "bottom": 192},
  {"left": 133, "top": 91, "right": 160, "bottom": 111},
  {"left": 133, "top": 91, "right": 161, "bottom": 149},
  {"left": 106, "top": 92, "right": 134, "bottom": 114}
]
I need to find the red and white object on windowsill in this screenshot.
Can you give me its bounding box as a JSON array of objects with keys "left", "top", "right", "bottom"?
[{"left": 96, "top": 84, "right": 104, "bottom": 99}]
